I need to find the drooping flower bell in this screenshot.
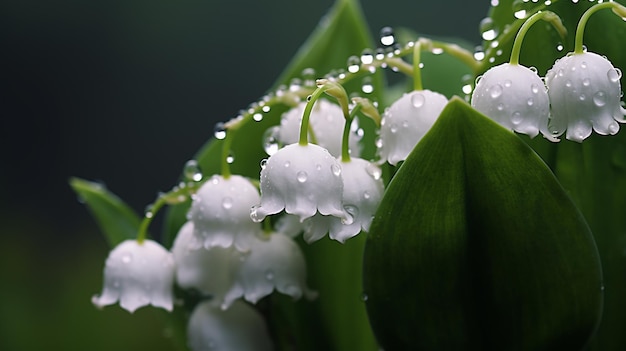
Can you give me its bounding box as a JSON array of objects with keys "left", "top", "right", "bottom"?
[
  {"left": 304, "top": 158, "right": 384, "bottom": 243},
  {"left": 222, "top": 232, "right": 317, "bottom": 308},
  {"left": 171, "top": 221, "right": 240, "bottom": 307},
  {"left": 251, "top": 143, "right": 349, "bottom": 223},
  {"left": 545, "top": 51, "right": 625, "bottom": 142},
  {"left": 187, "top": 300, "right": 273, "bottom": 351},
  {"left": 472, "top": 63, "right": 552, "bottom": 140},
  {"left": 378, "top": 90, "right": 448, "bottom": 165},
  {"left": 277, "top": 99, "right": 362, "bottom": 157},
  {"left": 92, "top": 239, "right": 175, "bottom": 313},
  {"left": 544, "top": 2, "right": 626, "bottom": 142},
  {"left": 188, "top": 174, "right": 262, "bottom": 251}
]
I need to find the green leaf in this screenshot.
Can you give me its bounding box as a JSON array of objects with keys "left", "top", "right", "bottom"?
[
  {"left": 69, "top": 177, "right": 141, "bottom": 246},
  {"left": 363, "top": 97, "right": 603, "bottom": 350}
]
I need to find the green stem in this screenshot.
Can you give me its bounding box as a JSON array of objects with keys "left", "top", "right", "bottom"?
[
  {"left": 510, "top": 11, "right": 565, "bottom": 66},
  {"left": 137, "top": 196, "right": 167, "bottom": 243},
  {"left": 341, "top": 105, "right": 361, "bottom": 163},
  {"left": 575, "top": 2, "right": 626, "bottom": 54},
  {"left": 413, "top": 40, "right": 423, "bottom": 91},
  {"left": 299, "top": 87, "right": 328, "bottom": 145}
]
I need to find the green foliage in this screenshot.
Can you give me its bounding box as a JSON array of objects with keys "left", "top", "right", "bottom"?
[
  {"left": 69, "top": 177, "right": 141, "bottom": 246},
  {"left": 364, "top": 98, "right": 603, "bottom": 350}
]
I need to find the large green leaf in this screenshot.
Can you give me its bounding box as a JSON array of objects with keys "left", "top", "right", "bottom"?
[
  {"left": 363, "top": 97, "right": 603, "bottom": 350},
  {"left": 69, "top": 177, "right": 141, "bottom": 246},
  {"left": 481, "top": 2, "right": 626, "bottom": 349}
]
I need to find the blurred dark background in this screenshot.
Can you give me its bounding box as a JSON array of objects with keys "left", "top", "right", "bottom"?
[{"left": 0, "top": 0, "right": 488, "bottom": 349}]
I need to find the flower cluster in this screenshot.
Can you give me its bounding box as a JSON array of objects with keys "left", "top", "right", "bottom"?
[{"left": 87, "top": 2, "right": 626, "bottom": 350}]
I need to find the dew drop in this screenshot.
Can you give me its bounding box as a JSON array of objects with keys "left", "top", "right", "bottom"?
[
  {"left": 297, "top": 171, "right": 308, "bottom": 183},
  {"left": 250, "top": 205, "right": 263, "bottom": 223},
  {"left": 497, "top": 103, "right": 504, "bottom": 111},
  {"left": 184, "top": 160, "right": 203, "bottom": 182},
  {"left": 379, "top": 26, "right": 395, "bottom": 46},
  {"left": 608, "top": 68, "right": 622, "bottom": 83},
  {"left": 480, "top": 18, "right": 498, "bottom": 41},
  {"left": 253, "top": 113, "right": 263, "bottom": 122},
  {"left": 580, "top": 61, "right": 587, "bottom": 69},
  {"left": 531, "top": 84, "right": 540, "bottom": 94},
  {"left": 213, "top": 122, "right": 227, "bottom": 140},
  {"left": 504, "top": 80, "right": 512, "bottom": 88},
  {"left": 331, "top": 164, "right": 342, "bottom": 177},
  {"left": 360, "top": 49, "right": 374, "bottom": 65},
  {"left": 265, "top": 269, "right": 275, "bottom": 280},
  {"left": 609, "top": 122, "right": 619, "bottom": 134},
  {"left": 556, "top": 43, "right": 564, "bottom": 52},
  {"left": 366, "top": 164, "right": 382, "bottom": 180},
  {"left": 222, "top": 197, "right": 233, "bottom": 210},
  {"left": 347, "top": 55, "right": 360, "bottom": 73},
  {"left": 514, "top": 9, "right": 527, "bottom": 19},
  {"left": 431, "top": 47, "right": 444, "bottom": 55},
  {"left": 593, "top": 91, "right": 607, "bottom": 107},
  {"left": 361, "top": 292, "right": 369, "bottom": 302},
  {"left": 473, "top": 46, "right": 485, "bottom": 61},
  {"left": 262, "top": 126, "right": 281, "bottom": 156},
  {"left": 579, "top": 94, "right": 586, "bottom": 101},
  {"left": 512, "top": 111, "right": 523, "bottom": 125},
  {"left": 284, "top": 161, "right": 291, "bottom": 168},
  {"left": 565, "top": 80, "right": 572, "bottom": 88},
  {"left": 411, "top": 93, "right": 425, "bottom": 108},
  {"left": 490, "top": 84, "right": 503, "bottom": 99},
  {"left": 390, "top": 123, "right": 398, "bottom": 133},
  {"left": 121, "top": 253, "right": 133, "bottom": 264},
  {"left": 462, "top": 84, "right": 473, "bottom": 95},
  {"left": 362, "top": 77, "right": 374, "bottom": 94},
  {"left": 226, "top": 152, "right": 235, "bottom": 164},
  {"left": 301, "top": 67, "right": 316, "bottom": 87},
  {"left": 527, "top": 98, "right": 534, "bottom": 106},
  {"left": 363, "top": 191, "right": 371, "bottom": 200}
]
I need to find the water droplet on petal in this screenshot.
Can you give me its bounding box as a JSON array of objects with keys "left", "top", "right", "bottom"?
[
  {"left": 490, "top": 84, "right": 503, "bottom": 99},
  {"left": 609, "top": 123, "right": 619, "bottom": 134},
  {"left": 608, "top": 68, "right": 622, "bottom": 83},
  {"left": 265, "top": 269, "right": 275, "bottom": 280},
  {"left": 363, "top": 191, "right": 371, "bottom": 199},
  {"left": 411, "top": 93, "right": 425, "bottom": 108},
  {"left": 531, "top": 84, "right": 540, "bottom": 94},
  {"left": 222, "top": 197, "right": 233, "bottom": 209},
  {"left": 583, "top": 78, "right": 590, "bottom": 87},
  {"left": 331, "top": 164, "right": 342, "bottom": 177},
  {"left": 527, "top": 98, "right": 534, "bottom": 106},
  {"left": 297, "top": 171, "right": 308, "bottom": 183},
  {"left": 593, "top": 91, "right": 607, "bottom": 107},
  {"left": 121, "top": 253, "right": 133, "bottom": 264},
  {"left": 250, "top": 206, "right": 263, "bottom": 223},
  {"left": 504, "top": 80, "right": 512, "bottom": 88},
  {"left": 284, "top": 161, "right": 291, "bottom": 168},
  {"left": 512, "top": 111, "right": 523, "bottom": 125},
  {"left": 262, "top": 126, "right": 281, "bottom": 156}
]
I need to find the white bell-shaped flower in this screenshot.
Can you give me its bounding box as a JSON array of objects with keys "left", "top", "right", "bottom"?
[
  {"left": 472, "top": 63, "right": 552, "bottom": 140},
  {"left": 251, "top": 143, "right": 348, "bottom": 223},
  {"left": 92, "top": 239, "right": 175, "bottom": 313},
  {"left": 304, "top": 158, "right": 384, "bottom": 243},
  {"left": 188, "top": 174, "right": 262, "bottom": 251},
  {"left": 278, "top": 99, "right": 362, "bottom": 157},
  {"left": 546, "top": 51, "right": 626, "bottom": 142},
  {"left": 187, "top": 300, "right": 273, "bottom": 351},
  {"left": 378, "top": 90, "right": 448, "bottom": 165},
  {"left": 171, "top": 221, "right": 241, "bottom": 307},
  {"left": 223, "top": 232, "right": 317, "bottom": 308}
]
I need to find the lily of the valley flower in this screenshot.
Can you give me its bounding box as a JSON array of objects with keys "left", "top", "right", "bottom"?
[
  {"left": 171, "top": 221, "right": 240, "bottom": 307},
  {"left": 223, "top": 232, "right": 317, "bottom": 308},
  {"left": 546, "top": 51, "right": 626, "bottom": 142},
  {"left": 278, "top": 99, "right": 362, "bottom": 157},
  {"left": 251, "top": 143, "right": 349, "bottom": 223},
  {"left": 188, "top": 174, "right": 262, "bottom": 251},
  {"left": 304, "top": 158, "right": 384, "bottom": 243},
  {"left": 92, "top": 239, "right": 175, "bottom": 313},
  {"left": 187, "top": 300, "right": 273, "bottom": 351},
  {"left": 378, "top": 90, "right": 448, "bottom": 165},
  {"left": 472, "top": 63, "right": 552, "bottom": 140}
]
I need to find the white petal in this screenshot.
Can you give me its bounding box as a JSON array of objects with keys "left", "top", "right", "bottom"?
[
  {"left": 187, "top": 300, "right": 273, "bottom": 351},
  {"left": 546, "top": 52, "right": 624, "bottom": 142},
  {"left": 223, "top": 233, "right": 317, "bottom": 308},
  {"left": 253, "top": 143, "right": 347, "bottom": 222},
  {"left": 278, "top": 99, "right": 362, "bottom": 157},
  {"left": 189, "top": 175, "right": 262, "bottom": 251},
  {"left": 379, "top": 90, "right": 448, "bottom": 165},
  {"left": 171, "top": 222, "right": 241, "bottom": 306},
  {"left": 92, "top": 239, "right": 175, "bottom": 313},
  {"left": 472, "top": 63, "right": 550, "bottom": 139}
]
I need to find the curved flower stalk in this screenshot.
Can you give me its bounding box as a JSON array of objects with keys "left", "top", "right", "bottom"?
[
  {"left": 304, "top": 158, "right": 384, "bottom": 243},
  {"left": 92, "top": 239, "right": 175, "bottom": 313},
  {"left": 471, "top": 11, "right": 564, "bottom": 141},
  {"left": 546, "top": 52, "right": 625, "bottom": 142},
  {"left": 187, "top": 300, "right": 273, "bottom": 351},
  {"left": 378, "top": 90, "right": 448, "bottom": 165},
  {"left": 277, "top": 99, "right": 362, "bottom": 157},
  {"left": 223, "top": 232, "right": 317, "bottom": 308},
  {"left": 171, "top": 221, "right": 240, "bottom": 307},
  {"left": 188, "top": 174, "right": 263, "bottom": 252}
]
